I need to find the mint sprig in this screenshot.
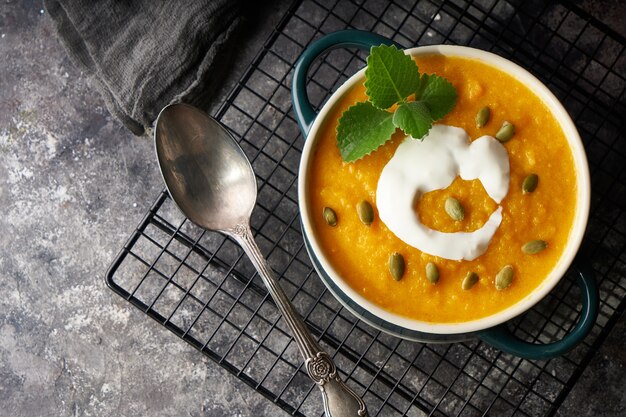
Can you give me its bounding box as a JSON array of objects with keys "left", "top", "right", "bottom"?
[
  {"left": 336, "top": 102, "right": 395, "bottom": 161},
  {"left": 364, "top": 44, "right": 420, "bottom": 109},
  {"left": 336, "top": 45, "right": 457, "bottom": 162},
  {"left": 393, "top": 101, "right": 432, "bottom": 139},
  {"left": 419, "top": 74, "right": 457, "bottom": 119}
]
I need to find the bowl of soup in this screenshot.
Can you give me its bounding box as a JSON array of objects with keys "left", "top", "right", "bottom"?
[{"left": 292, "top": 30, "right": 597, "bottom": 359}]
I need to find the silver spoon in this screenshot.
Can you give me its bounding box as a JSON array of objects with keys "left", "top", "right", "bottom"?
[{"left": 154, "top": 103, "right": 368, "bottom": 417}]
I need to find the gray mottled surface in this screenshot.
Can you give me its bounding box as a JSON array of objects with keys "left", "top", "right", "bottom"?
[
  {"left": 0, "top": 1, "right": 292, "bottom": 416},
  {"left": 0, "top": 1, "right": 624, "bottom": 417}
]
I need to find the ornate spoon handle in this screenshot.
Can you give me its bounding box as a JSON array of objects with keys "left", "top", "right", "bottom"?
[{"left": 229, "top": 223, "right": 368, "bottom": 417}]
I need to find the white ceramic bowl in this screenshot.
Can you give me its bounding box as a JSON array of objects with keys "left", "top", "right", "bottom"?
[{"left": 297, "top": 44, "right": 591, "bottom": 343}]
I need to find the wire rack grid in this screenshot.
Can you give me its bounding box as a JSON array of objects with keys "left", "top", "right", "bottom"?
[{"left": 106, "top": 0, "right": 626, "bottom": 416}]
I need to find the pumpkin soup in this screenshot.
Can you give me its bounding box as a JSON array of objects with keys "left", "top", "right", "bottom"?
[{"left": 307, "top": 55, "right": 577, "bottom": 323}]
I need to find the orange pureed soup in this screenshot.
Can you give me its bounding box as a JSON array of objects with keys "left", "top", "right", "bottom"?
[{"left": 308, "top": 54, "right": 577, "bottom": 323}]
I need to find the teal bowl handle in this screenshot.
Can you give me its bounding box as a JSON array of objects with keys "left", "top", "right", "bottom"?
[
  {"left": 478, "top": 259, "right": 598, "bottom": 360},
  {"left": 292, "top": 30, "right": 402, "bottom": 136}
]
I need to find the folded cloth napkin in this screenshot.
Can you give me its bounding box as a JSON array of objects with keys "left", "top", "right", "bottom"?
[{"left": 45, "top": 0, "right": 243, "bottom": 135}]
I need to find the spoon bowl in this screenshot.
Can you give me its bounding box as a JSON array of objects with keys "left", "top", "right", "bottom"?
[
  {"left": 155, "top": 104, "right": 255, "bottom": 231},
  {"left": 154, "top": 103, "right": 368, "bottom": 417}
]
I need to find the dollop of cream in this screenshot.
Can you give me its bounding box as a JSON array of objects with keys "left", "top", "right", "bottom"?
[{"left": 376, "top": 124, "right": 510, "bottom": 261}]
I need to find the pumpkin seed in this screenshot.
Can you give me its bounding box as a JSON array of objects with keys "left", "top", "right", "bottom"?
[
  {"left": 522, "top": 239, "right": 548, "bottom": 254},
  {"left": 389, "top": 252, "right": 405, "bottom": 281},
  {"left": 357, "top": 200, "right": 374, "bottom": 225},
  {"left": 522, "top": 174, "right": 539, "bottom": 194},
  {"left": 496, "top": 121, "right": 515, "bottom": 142},
  {"left": 445, "top": 197, "right": 465, "bottom": 221},
  {"left": 462, "top": 271, "right": 479, "bottom": 290},
  {"left": 425, "top": 262, "right": 439, "bottom": 284},
  {"left": 475, "top": 106, "right": 490, "bottom": 128},
  {"left": 495, "top": 265, "right": 514, "bottom": 290},
  {"left": 322, "top": 207, "right": 337, "bottom": 227}
]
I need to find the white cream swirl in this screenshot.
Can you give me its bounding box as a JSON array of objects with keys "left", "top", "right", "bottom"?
[{"left": 376, "top": 124, "right": 510, "bottom": 261}]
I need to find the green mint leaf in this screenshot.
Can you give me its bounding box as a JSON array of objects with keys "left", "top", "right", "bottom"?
[
  {"left": 335, "top": 46, "right": 458, "bottom": 162},
  {"left": 419, "top": 74, "right": 457, "bottom": 120},
  {"left": 414, "top": 73, "right": 429, "bottom": 100},
  {"left": 337, "top": 102, "right": 396, "bottom": 162},
  {"left": 364, "top": 44, "right": 420, "bottom": 110},
  {"left": 392, "top": 101, "right": 433, "bottom": 139}
]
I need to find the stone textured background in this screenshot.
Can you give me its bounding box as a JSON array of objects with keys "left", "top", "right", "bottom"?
[{"left": 0, "top": 1, "right": 624, "bottom": 416}]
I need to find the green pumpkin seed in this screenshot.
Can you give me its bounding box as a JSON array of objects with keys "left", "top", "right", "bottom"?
[
  {"left": 462, "top": 271, "right": 479, "bottom": 290},
  {"left": 322, "top": 207, "right": 337, "bottom": 227},
  {"left": 445, "top": 197, "right": 465, "bottom": 221},
  {"left": 357, "top": 200, "right": 374, "bottom": 226},
  {"left": 496, "top": 121, "right": 515, "bottom": 143},
  {"left": 522, "top": 239, "right": 548, "bottom": 254},
  {"left": 389, "top": 252, "right": 405, "bottom": 281},
  {"left": 475, "top": 106, "right": 490, "bottom": 128},
  {"left": 425, "top": 262, "right": 439, "bottom": 284},
  {"left": 495, "top": 265, "right": 514, "bottom": 290},
  {"left": 522, "top": 174, "right": 539, "bottom": 194}
]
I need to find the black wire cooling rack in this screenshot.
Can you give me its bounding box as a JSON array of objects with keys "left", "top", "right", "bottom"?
[{"left": 106, "top": 1, "right": 626, "bottom": 415}]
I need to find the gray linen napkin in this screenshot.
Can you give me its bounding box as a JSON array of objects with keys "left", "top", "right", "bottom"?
[{"left": 44, "top": 0, "right": 242, "bottom": 135}]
